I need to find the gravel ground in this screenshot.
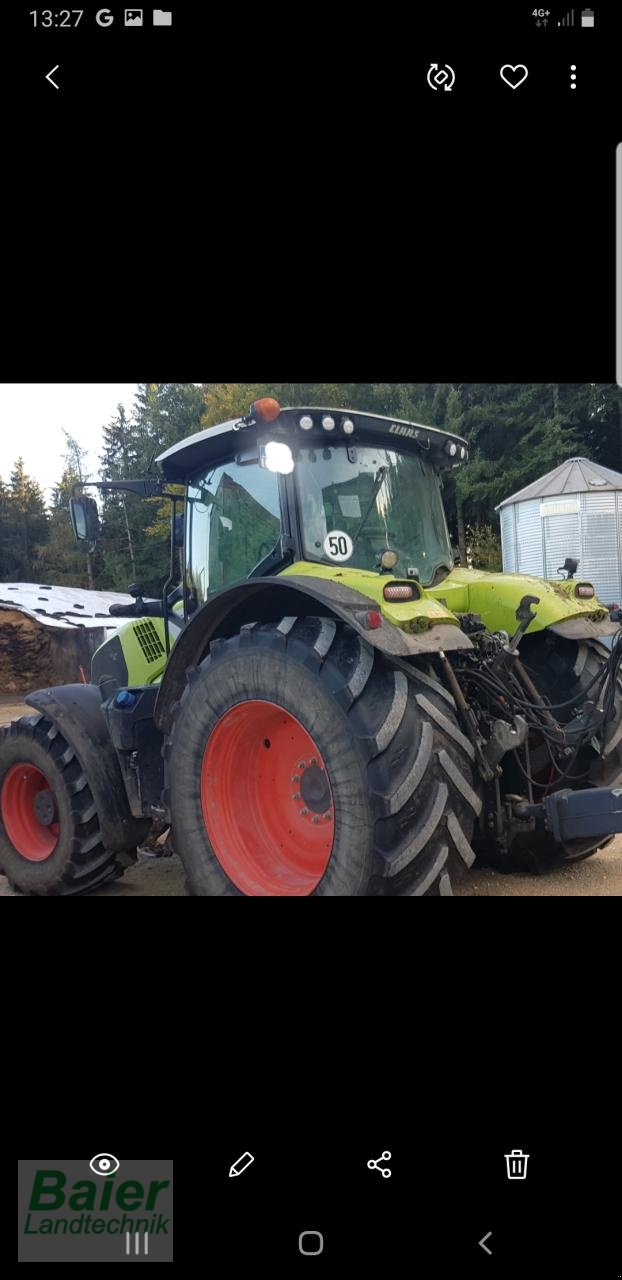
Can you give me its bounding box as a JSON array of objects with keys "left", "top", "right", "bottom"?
[
  {"left": 0, "top": 699, "right": 31, "bottom": 722},
  {"left": 90, "top": 843, "right": 622, "bottom": 896},
  {"left": 3, "top": 835, "right": 622, "bottom": 897},
  {"left": 2, "top": 696, "right": 622, "bottom": 897}
]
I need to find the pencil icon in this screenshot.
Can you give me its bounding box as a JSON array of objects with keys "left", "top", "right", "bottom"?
[{"left": 229, "top": 1151, "right": 255, "bottom": 1178}]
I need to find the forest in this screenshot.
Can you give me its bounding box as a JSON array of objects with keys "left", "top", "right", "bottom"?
[{"left": 1, "top": 383, "right": 621, "bottom": 595}]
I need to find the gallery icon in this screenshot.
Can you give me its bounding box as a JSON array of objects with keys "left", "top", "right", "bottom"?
[{"left": 125, "top": 8, "right": 144, "bottom": 24}]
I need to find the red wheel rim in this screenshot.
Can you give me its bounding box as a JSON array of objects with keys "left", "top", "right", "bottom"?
[
  {"left": 0, "top": 763, "right": 59, "bottom": 861},
  {"left": 200, "top": 700, "right": 335, "bottom": 895}
]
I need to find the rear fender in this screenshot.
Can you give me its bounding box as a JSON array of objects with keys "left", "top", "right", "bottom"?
[
  {"left": 24, "top": 683, "right": 148, "bottom": 852},
  {"left": 154, "top": 575, "right": 472, "bottom": 734}
]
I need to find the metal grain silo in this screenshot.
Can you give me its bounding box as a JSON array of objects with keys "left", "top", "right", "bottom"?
[{"left": 496, "top": 457, "right": 622, "bottom": 605}]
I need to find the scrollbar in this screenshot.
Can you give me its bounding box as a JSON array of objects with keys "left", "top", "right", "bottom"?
[{"left": 618, "top": 143, "right": 622, "bottom": 387}]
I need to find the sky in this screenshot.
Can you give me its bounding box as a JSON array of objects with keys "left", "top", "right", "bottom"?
[{"left": 0, "top": 384, "right": 139, "bottom": 502}]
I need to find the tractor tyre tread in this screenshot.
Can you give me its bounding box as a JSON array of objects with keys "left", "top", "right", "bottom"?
[
  {"left": 0, "top": 715, "right": 138, "bottom": 895},
  {"left": 164, "top": 617, "right": 478, "bottom": 896}
]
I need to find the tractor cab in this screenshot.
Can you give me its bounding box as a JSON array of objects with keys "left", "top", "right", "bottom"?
[{"left": 156, "top": 398, "right": 470, "bottom": 616}]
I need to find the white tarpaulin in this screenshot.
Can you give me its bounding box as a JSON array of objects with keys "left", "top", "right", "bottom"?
[{"left": 0, "top": 583, "right": 147, "bottom": 631}]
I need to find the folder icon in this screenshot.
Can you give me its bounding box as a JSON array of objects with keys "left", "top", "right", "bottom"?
[{"left": 153, "top": 8, "right": 172, "bottom": 23}]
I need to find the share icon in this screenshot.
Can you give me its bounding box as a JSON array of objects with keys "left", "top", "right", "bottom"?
[{"left": 367, "top": 1151, "right": 391, "bottom": 1178}]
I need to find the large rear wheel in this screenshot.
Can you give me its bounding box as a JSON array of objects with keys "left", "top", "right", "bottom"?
[
  {"left": 0, "top": 715, "right": 139, "bottom": 895},
  {"left": 165, "top": 618, "right": 480, "bottom": 896}
]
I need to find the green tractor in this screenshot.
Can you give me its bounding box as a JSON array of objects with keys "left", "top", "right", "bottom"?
[{"left": 2, "top": 398, "right": 622, "bottom": 896}]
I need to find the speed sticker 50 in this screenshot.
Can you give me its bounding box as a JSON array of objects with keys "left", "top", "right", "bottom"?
[{"left": 323, "top": 530, "right": 353, "bottom": 561}]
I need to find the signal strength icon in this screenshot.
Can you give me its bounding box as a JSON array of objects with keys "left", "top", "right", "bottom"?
[{"left": 558, "top": 8, "right": 575, "bottom": 23}]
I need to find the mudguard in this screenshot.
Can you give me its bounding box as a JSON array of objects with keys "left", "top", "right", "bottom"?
[
  {"left": 427, "top": 567, "right": 619, "bottom": 639},
  {"left": 24, "top": 683, "right": 149, "bottom": 852},
  {"left": 153, "top": 575, "right": 473, "bottom": 734}
]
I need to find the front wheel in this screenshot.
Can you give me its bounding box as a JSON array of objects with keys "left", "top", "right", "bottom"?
[
  {"left": 0, "top": 715, "right": 139, "bottom": 895},
  {"left": 165, "top": 618, "right": 480, "bottom": 896}
]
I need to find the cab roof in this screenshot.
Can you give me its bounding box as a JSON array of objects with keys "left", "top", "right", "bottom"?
[{"left": 156, "top": 406, "right": 468, "bottom": 481}]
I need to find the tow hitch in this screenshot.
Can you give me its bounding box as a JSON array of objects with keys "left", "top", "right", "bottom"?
[{"left": 514, "top": 788, "right": 622, "bottom": 844}]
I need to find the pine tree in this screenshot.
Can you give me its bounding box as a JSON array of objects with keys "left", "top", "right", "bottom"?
[
  {"left": 61, "top": 430, "right": 96, "bottom": 587},
  {"left": 5, "top": 459, "right": 49, "bottom": 580},
  {"left": 0, "top": 474, "right": 11, "bottom": 578},
  {"left": 98, "top": 405, "right": 141, "bottom": 590},
  {"left": 36, "top": 466, "right": 102, "bottom": 588}
]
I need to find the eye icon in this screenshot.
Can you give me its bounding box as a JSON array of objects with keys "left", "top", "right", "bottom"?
[{"left": 89, "top": 1152, "right": 120, "bottom": 1176}]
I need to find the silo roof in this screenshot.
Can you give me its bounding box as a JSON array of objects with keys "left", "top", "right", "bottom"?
[{"left": 495, "top": 457, "right": 622, "bottom": 510}]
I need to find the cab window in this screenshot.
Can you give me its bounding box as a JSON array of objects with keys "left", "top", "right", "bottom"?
[{"left": 186, "top": 461, "right": 282, "bottom": 610}]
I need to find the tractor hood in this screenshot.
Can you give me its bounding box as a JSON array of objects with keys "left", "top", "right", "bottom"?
[{"left": 427, "top": 567, "right": 619, "bottom": 639}]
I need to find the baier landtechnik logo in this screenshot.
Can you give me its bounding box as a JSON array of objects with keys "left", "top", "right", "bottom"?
[{"left": 18, "top": 1155, "right": 173, "bottom": 1262}]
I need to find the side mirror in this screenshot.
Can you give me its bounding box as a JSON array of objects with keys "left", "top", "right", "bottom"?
[
  {"left": 452, "top": 545, "right": 461, "bottom": 565},
  {"left": 69, "top": 495, "right": 101, "bottom": 544},
  {"left": 174, "top": 512, "right": 185, "bottom": 549}
]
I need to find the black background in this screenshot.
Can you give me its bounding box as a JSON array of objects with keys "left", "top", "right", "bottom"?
[
  {"left": 4, "top": 936, "right": 619, "bottom": 1272},
  {"left": 2, "top": 3, "right": 622, "bottom": 1273},
  {"left": 2, "top": 2, "right": 620, "bottom": 381}
]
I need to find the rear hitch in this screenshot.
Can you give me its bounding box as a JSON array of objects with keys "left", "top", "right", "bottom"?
[
  {"left": 484, "top": 715, "right": 529, "bottom": 770},
  {"left": 514, "top": 787, "right": 622, "bottom": 844}
]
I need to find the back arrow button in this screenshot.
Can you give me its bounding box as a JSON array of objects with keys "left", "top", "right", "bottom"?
[
  {"left": 479, "top": 1231, "right": 492, "bottom": 1255},
  {"left": 45, "top": 65, "right": 60, "bottom": 90}
]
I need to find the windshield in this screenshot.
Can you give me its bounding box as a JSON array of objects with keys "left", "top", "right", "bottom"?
[{"left": 295, "top": 446, "right": 452, "bottom": 584}]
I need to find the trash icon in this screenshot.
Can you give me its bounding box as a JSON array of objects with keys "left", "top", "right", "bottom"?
[{"left": 505, "top": 1148, "right": 529, "bottom": 1179}]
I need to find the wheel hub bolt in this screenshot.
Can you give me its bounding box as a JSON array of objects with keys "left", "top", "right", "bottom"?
[
  {"left": 33, "top": 789, "right": 57, "bottom": 826},
  {"left": 298, "top": 761, "right": 306, "bottom": 770},
  {"left": 292, "top": 793, "right": 301, "bottom": 801},
  {"left": 312, "top": 816, "right": 320, "bottom": 824},
  {"left": 291, "top": 775, "right": 300, "bottom": 783},
  {"left": 300, "top": 808, "right": 308, "bottom": 817}
]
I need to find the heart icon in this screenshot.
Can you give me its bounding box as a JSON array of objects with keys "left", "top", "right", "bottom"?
[{"left": 500, "top": 64, "right": 528, "bottom": 89}]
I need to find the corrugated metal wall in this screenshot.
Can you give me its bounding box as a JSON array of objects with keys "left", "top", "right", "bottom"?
[
  {"left": 500, "top": 491, "right": 622, "bottom": 604},
  {"left": 579, "top": 492, "right": 620, "bottom": 604},
  {"left": 500, "top": 507, "right": 516, "bottom": 571},
  {"left": 515, "top": 500, "right": 543, "bottom": 574},
  {"left": 542, "top": 508, "right": 581, "bottom": 579}
]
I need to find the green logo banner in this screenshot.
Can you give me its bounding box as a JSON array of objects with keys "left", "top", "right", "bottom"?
[{"left": 18, "top": 1158, "right": 174, "bottom": 1263}]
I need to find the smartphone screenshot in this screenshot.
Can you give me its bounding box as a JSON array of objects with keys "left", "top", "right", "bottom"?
[{"left": 2, "top": 1, "right": 621, "bottom": 1272}]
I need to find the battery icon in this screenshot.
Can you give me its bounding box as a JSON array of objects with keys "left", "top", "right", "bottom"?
[{"left": 581, "top": 8, "right": 595, "bottom": 25}]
